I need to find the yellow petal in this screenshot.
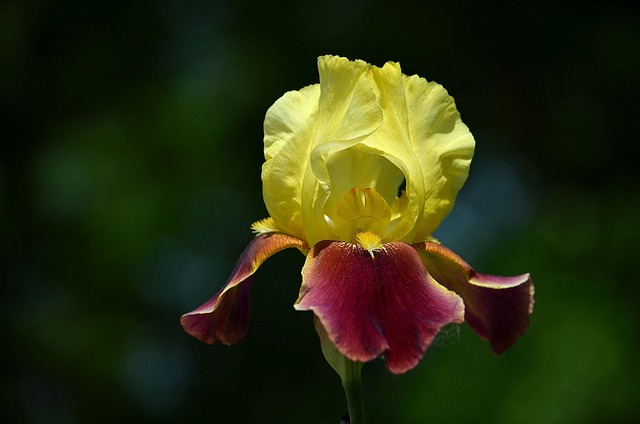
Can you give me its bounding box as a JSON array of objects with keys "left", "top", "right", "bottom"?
[
  {"left": 314, "top": 55, "right": 381, "bottom": 160},
  {"left": 302, "top": 56, "right": 384, "bottom": 246},
  {"left": 363, "top": 61, "right": 475, "bottom": 243},
  {"left": 263, "top": 55, "right": 383, "bottom": 246},
  {"left": 263, "top": 84, "right": 320, "bottom": 241}
]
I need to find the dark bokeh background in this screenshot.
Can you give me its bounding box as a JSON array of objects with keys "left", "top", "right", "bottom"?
[{"left": 2, "top": 0, "right": 639, "bottom": 423}]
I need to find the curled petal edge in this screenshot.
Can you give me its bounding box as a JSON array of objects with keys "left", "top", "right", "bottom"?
[
  {"left": 414, "top": 241, "right": 534, "bottom": 354},
  {"left": 180, "top": 232, "right": 306, "bottom": 345}
]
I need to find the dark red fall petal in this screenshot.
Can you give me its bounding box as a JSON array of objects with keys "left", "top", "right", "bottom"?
[
  {"left": 181, "top": 233, "right": 305, "bottom": 345},
  {"left": 295, "top": 241, "right": 464, "bottom": 374},
  {"left": 415, "top": 242, "right": 534, "bottom": 354}
]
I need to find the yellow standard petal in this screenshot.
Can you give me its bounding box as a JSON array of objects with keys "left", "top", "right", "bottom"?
[
  {"left": 262, "top": 55, "right": 383, "bottom": 246},
  {"left": 362, "top": 61, "right": 475, "bottom": 243},
  {"left": 263, "top": 84, "right": 320, "bottom": 242}
]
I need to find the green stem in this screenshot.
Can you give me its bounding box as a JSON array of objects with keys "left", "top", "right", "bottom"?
[
  {"left": 341, "top": 358, "right": 366, "bottom": 424},
  {"left": 314, "top": 318, "right": 367, "bottom": 423}
]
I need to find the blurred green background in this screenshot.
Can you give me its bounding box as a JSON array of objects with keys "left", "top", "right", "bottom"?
[{"left": 2, "top": 0, "right": 639, "bottom": 423}]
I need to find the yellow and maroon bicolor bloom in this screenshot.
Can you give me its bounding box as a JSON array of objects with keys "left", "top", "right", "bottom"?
[{"left": 181, "top": 56, "right": 534, "bottom": 374}]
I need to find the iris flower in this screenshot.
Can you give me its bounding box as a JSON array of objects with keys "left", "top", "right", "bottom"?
[{"left": 181, "top": 55, "right": 534, "bottom": 374}]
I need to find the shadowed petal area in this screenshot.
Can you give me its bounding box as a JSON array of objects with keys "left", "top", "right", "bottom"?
[
  {"left": 181, "top": 233, "right": 305, "bottom": 345},
  {"left": 415, "top": 242, "right": 534, "bottom": 354},
  {"left": 295, "top": 240, "right": 464, "bottom": 374}
]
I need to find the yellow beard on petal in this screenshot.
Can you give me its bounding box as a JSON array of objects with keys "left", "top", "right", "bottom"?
[
  {"left": 355, "top": 231, "right": 384, "bottom": 258},
  {"left": 250, "top": 217, "right": 280, "bottom": 234}
]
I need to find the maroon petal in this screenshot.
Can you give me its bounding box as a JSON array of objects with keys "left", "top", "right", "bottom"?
[
  {"left": 415, "top": 242, "right": 534, "bottom": 354},
  {"left": 181, "top": 233, "right": 305, "bottom": 345},
  {"left": 295, "top": 240, "right": 464, "bottom": 374}
]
